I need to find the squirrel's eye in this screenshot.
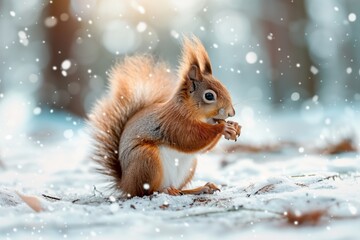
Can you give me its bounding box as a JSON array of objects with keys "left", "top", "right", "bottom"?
[
  {"left": 203, "top": 89, "right": 217, "bottom": 103},
  {"left": 205, "top": 92, "right": 214, "bottom": 100}
]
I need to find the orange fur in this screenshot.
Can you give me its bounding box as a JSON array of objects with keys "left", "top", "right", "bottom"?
[
  {"left": 88, "top": 56, "right": 174, "bottom": 191},
  {"left": 119, "top": 143, "right": 163, "bottom": 197},
  {"left": 204, "top": 134, "right": 223, "bottom": 152},
  {"left": 88, "top": 37, "right": 240, "bottom": 197}
]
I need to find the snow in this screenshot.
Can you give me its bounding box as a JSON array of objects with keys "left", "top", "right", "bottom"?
[
  {"left": 346, "top": 67, "right": 352, "bottom": 74},
  {"left": 267, "top": 32, "right": 274, "bottom": 40},
  {"left": 61, "top": 60, "right": 71, "bottom": 70},
  {"left": 0, "top": 110, "right": 360, "bottom": 239},
  {"left": 136, "top": 22, "right": 147, "bottom": 33},
  {"left": 44, "top": 16, "right": 58, "bottom": 28},
  {"left": 245, "top": 52, "right": 258, "bottom": 64},
  {"left": 18, "top": 31, "right": 29, "bottom": 46},
  {"left": 348, "top": 13, "right": 357, "bottom": 22},
  {"left": 291, "top": 92, "right": 300, "bottom": 101},
  {"left": 33, "top": 107, "right": 41, "bottom": 115},
  {"left": 170, "top": 30, "right": 180, "bottom": 39}
]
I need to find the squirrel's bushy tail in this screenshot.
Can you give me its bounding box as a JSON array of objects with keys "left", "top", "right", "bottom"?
[{"left": 88, "top": 55, "right": 175, "bottom": 190}]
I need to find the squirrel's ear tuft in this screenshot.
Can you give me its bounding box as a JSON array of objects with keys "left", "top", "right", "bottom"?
[
  {"left": 192, "top": 37, "right": 212, "bottom": 75},
  {"left": 177, "top": 37, "right": 201, "bottom": 96},
  {"left": 178, "top": 36, "right": 212, "bottom": 82}
]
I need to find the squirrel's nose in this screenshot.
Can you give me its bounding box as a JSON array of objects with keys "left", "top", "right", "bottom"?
[{"left": 228, "top": 107, "right": 235, "bottom": 117}]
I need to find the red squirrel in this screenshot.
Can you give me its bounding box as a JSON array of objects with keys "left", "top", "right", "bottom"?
[{"left": 88, "top": 37, "right": 241, "bottom": 197}]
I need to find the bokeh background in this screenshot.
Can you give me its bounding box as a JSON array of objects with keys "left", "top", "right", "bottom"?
[{"left": 0, "top": 0, "right": 360, "bottom": 136}]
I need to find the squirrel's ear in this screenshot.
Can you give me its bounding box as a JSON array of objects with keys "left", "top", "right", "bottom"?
[
  {"left": 188, "top": 64, "right": 201, "bottom": 81},
  {"left": 203, "top": 60, "right": 212, "bottom": 75}
]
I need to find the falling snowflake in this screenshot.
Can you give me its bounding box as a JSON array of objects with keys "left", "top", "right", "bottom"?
[
  {"left": 18, "top": 31, "right": 29, "bottom": 46},
  {"left": 310, "top": 66, "right": 319, "bottom": 75},
  {"left": 346, "top": 67, "right": 352, "bottom": 74},
  {"left": 44, "top": 16, "right": 58, "bottom": 28},
  {"left": 61, "top": 59, "right": 71, "bottom": 70},
  {"left": 33, "top": 107, "right": 41, "bottom": 115},
  {"left": 246, "top": 52, "right": 258, "bottom": 64},
  {"left": 63, "top": 129, "right": 74, "bottom": 139},
  {"left": 291, "top": 92, "right": 300, "bottom": 101},
  {"left": 170, "top": 30, "right": 179, "bottom": 39},
  {"left": 136, "top": 22, "right": 147, "bottom": 32},
  {"left": 348, "top": 13, "right": 357, "bottom": 22}
]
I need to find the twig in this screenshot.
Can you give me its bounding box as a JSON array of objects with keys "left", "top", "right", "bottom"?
[
  {"left": 247, "top": 184, "right": 275, "bottom": 197},
  {"left": 291, "top": 174, "right": 316, "bottom": 178},
  {"left": 316, "top": 175, "right": 340, "bottom": 182},
  {"left": 92, "top": 185, "right": 105, "bottom": 197},
  {"left": 174, "top": 205, "right": 282, "bottom": 219},
  {"left": 290, "top": 174, "right": 340, "bottom": 182},
  {"left": 42, "top": 194, "right": 61, "bottom": 201}
]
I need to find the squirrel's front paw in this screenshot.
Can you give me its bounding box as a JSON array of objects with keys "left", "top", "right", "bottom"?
[
  {"left": 223, "top": 121, "right": 241, "bottom": 141},
  {"left": 203, "top": 182, "right": 220, "bottom": 194}
]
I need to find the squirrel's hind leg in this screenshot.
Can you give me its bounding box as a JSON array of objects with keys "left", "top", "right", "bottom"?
[
  {"left": 162, "top": 187, "right": 183, "bottom": 196},
  {"left": 161, "top": 182, "right": 220, "bottom": 196},
  {"left": 119, "top": 143, "right": 163, "bottom": 197},
  {"left": 180, "top": 182, "right": 220, "bottom": 195}
]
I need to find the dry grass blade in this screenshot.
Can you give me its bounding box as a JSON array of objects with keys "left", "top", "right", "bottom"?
[
  {"left": 42, "top": 194, "right": 61, "bottom": 201},
  {"left": 247, "top": 184, "right": 275, "bottom": 197},
  {"left": 291, "top": 174, "right": 339, "bottom": 183},
  {"left": 174, "top": 205, "right": 282, "bottom": 219}
]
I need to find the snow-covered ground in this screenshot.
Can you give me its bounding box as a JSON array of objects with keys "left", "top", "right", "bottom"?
[{"left": 1, "top": 108, "right": 360, "bottom": 240}]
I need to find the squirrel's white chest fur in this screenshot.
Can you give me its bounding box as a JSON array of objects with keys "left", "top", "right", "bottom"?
[{"left": 159, "top": 146, "right": 195, "bottom": 189}]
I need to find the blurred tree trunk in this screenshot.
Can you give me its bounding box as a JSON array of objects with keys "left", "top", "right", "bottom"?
[
  {"left": 344, "top": 1, "right": 360, "bottom": 104},
  {"left": 39, "top": 0, "right": 86, "bottom": 117},
  {"left": 261, "top": 0, "right": 316, "bottom": 109}
]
